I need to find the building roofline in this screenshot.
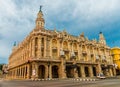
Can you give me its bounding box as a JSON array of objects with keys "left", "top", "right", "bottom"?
[{"left": 111, "top": 47, "right": 120, "bottom": 50}]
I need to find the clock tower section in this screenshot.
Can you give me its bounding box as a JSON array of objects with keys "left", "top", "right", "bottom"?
[
  {"left": 35, "top": 6, "right": 45, "bottom": 30},
  {"left": 99, "top": 32, "right": 106, "bottom": 45}
]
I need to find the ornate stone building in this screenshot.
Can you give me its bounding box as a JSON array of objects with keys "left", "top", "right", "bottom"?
[{"left": 8, "top": 7, "right": 116, "bottom": 79}]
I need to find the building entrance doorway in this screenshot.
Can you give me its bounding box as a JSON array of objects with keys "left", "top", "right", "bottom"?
[
  {"left": 77, "top": 67, "right": 81, "bottom": 77},
  {"left": 85, "top": 67, "right": 89, "bottom": 77},
  {"left": 66, "top": 66, "right": 74, "bottom": 78},
  {"left": 52, "top": 65, "right": 59, "bottom": 78},
  {"left": 93, "top": 67, "right": 97, "bottom": 76},
  {"left": 38, "top": 65, "right": 45, "bottom": 79}
]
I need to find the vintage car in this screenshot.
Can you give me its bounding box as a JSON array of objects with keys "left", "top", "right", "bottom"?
[{"left": 96, "top": 73, "right": 106, "bottom": 79}]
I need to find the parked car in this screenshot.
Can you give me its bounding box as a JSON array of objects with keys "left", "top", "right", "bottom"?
[{"left": 97, "top": 73, "right": 106, "bottom": 79}]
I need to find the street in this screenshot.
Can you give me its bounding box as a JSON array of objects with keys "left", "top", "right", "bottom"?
[{"left": 0, "top": 78, "right": 120, "bottom": 87}]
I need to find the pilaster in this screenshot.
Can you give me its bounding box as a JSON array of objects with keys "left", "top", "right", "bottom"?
[
  {"left": 97, "top": 63, "right": 102, "bottom": 74},
  {"left": 60, "top": 56, "right": 66, "bottom": 79},
  {"left": 113, "top": 67, "right": 116, "bottom": 76},
  {"left": 32, "top": 38, "right": 35, "bottom": 58},
  {"left": 109, "top": 68, "right": 113, "bottom": 77},
  {"left": 49, "top": 64, "right": 52, "bottom": 79},
  {"left": 38, "top": 37, "right": 41, "bottom": 58},
  {"left": 45, "top": 65, "right": 48, "bottom": 79},
  {"left": 89, "top": 66, "right": 93, "bottom": 77},
  {"left": 81, "top": 65, "right": 85, "bottom": 77},
  {"left": 27, "top": 64, "right": 30, "bottom": 79},
  {"left": 50, "top": 39, "right": 52, "bottom": 57},
  {"left": 44, "top": 37, "right": 46, "bottom": 57}
]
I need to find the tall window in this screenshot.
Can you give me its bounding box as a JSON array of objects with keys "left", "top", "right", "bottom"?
[
  {"left": 41, "top": 38, "right": 44, "bottom": 57},
  {"left": 35, "top": 37, "right": 38, "bottom": 57}
]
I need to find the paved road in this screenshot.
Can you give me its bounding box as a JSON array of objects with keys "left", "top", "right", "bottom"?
[{"left": 0, "top": 79, "right": 120, "bottom": 87}]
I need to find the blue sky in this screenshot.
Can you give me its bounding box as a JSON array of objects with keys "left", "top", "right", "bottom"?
[{"left": 0, "top": 0, "right": 120, "bottom": 64}]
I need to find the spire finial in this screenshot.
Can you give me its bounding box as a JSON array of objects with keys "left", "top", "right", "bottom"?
[
  {"left": 99, "top": 31, "right": 102, "bottom": 34},
  {"left": 39, "top": 5, "right": 42, "bottom": 12},
  {"left": 13, "top": 41, "right": 16, "bottom": 46}
]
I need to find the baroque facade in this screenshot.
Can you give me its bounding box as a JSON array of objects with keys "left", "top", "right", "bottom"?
[{"left": 8, "top": 7, "right": 116, "bottom": 79}]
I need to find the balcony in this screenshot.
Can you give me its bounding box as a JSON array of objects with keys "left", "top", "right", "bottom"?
[
  {"left": 82, "top": 50, "right": 87, "bottom": 55},
  {"left": 52, "top": 46, "right": 57, "bottom": 50},
  {"left": 63, "top": 48, "right": 69, "bottom": 52}
]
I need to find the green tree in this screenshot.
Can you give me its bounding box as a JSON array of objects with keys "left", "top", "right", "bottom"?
[{"left": 0, "top": 64, "right": 3, "bottom": 70}]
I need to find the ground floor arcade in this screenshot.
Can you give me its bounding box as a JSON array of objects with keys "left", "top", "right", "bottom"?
[{"left": 8, "top": 60, "right": 116, "bottom": 79}]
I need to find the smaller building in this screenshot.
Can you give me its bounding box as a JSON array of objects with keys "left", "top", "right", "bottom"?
[{"left": 111, "top": 47, "right": 120, "bottom": 75}]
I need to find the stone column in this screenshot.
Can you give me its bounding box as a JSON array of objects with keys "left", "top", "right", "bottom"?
[
  {"left": 18, "top": 68, "right": 20, "bottom": 78},
  {"left": 23, "top": 67, "right": 24, "bottom": 79},
  {"left": 89, "top": 66, "right": 93, "bottom": 77},
  {"left": 81, "top": 65, "right": 85, "bottom": 77},
  {"left": 22, "top": 67, "right": 24, "bottom": 79},
  {"left": 16, "top": 68, "right": 18, "bottom": 78},
  {"left": 27, "top": 64, "right": 30, "bottom": 79},
  {"left": 15, "top": 69, "right": 17, "bottom": 79},
  {"left": 35, "top": 63, "right": 38, "bottom": 79},
  {"left": 97, "top": 62, "right": 102, "bottom": 74},
  {"left": 109, "top": 68, "right": 113, "bottom": 77},
  {"left": 17, "top": 68, "right": 19, "bottom": 78},
  {"left": 20, "top": 67, "right": 22, "bottom": 79},
  {"left": 45, "top": 65, "right": 48, "bottom": 79},
  {"left": 25, "top": 66, "right": 27, "bottom": 79},
  {"left": 49, "top": 64, "right": 52, "bottom": 79},
  {"left": 24, "top": 66, "right": 26, "bottom": 79},
  {"left": 60, "top": 56, "right": 66, "bottom": 79},
  {"left": 13, "top": 69, "right": 14, "bottom": 79},
  {"left": 31, "top": 63, "right": 36, "bottom": 80},
  {"left": 113, "top": 67, "right": 116, "bottom": 76}
]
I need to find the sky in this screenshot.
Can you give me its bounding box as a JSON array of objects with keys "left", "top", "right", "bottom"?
[{"left": 0, "top": 0, "right": 120, "bottom": 64}]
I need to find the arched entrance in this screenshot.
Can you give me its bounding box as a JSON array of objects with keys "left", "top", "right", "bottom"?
[
  {"left": 52, "top": 65, "right": 59, "bottom": 78},
  {"left": 38, "top": 65, "right": 45, "bottom": 79},
  {"left": 77, "top": 67, "right": 81, "bottom": 77},
  {"left": 92, "top": 67, "right": 97, "bottom": 76},
  {"left": 66, "top": 66, "right": 74, "bottom": 78},
  {"left": 85, "top": 67, "right": 89, "bottom": 77}
]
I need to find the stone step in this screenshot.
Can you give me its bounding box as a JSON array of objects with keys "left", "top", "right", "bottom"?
[{"left": 32, "top": 78, "right": 99, "bottom": 81}]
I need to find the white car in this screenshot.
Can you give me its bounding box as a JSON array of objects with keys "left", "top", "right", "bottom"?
[{"left": 97, "top": 73, "right": 106, "bottom": 79}]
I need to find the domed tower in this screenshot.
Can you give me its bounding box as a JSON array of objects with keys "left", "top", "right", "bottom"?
[
  {"left": 35, "top": 6, "right": 45, "bottom": 30},
  {"left": 99, "top": 32, "right": 106, "bottom": 45}
]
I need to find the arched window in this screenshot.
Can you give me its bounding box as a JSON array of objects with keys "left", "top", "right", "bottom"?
[{"left": 35, "top": 37, "right": 38, "bottom": 57}]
